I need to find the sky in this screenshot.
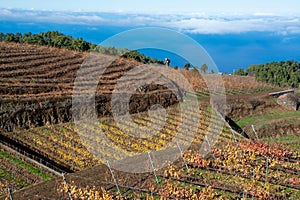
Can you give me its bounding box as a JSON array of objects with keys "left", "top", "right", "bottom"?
[{"left": 1, "top": 0, "right": 300, "bottom": 14}]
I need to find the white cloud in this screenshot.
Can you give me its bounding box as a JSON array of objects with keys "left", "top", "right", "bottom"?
[
  {"left": 0, "top": 8, "right": 12, "bottom": 15},
  {"left": 252, "top": 12, "right": 276, "bottom": 16},
  {"left": 162, "top": 16, "right": 300, "bottom": 34},
  {"left": 0, "top": 9, "right": 300, "bottom": 35},
  {"left": 0, "top": 9, "right": 106, "bottom": 25}
]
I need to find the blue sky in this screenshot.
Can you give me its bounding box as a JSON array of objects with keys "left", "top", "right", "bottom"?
[{"left": 1, "top": 0, "right": 300, "bottom": 14}]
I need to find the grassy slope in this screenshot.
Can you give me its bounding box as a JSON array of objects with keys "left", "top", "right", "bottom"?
[
  {"left": 237, "top": 112, "right": 300, "bottom": 128},
  {"left": 237, "top": 111, "right": 300, "bottom": 150}
]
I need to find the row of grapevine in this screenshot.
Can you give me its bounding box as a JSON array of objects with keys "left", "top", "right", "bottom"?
[
  {"left": 13, "top": 136, "right": 298, "bottom": 199},
  {"left": 0, "top": 145, "right": 54, "bottom": 197}
]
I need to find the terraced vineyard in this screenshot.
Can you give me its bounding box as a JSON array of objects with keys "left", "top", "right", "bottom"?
[
  {"left": 10, "top": 133, "right": 300, "bottom": 199},
  {"left": 0, "top": 42, "right": 85, "bottom": 98},
  {"left": 0, "top": 42, "right": 182, "bottom": 133},
  {"left": 0, "top": 42, "right": 276, "bottom": 101},
  {"left": 0, "top": 145, "right": 55, "bottom": 197},
  {"left": 180, "top": 70, "right": 277, "bottom": 97},
  {"left": 0, "top": 42, "right": 299, "bottom": 199},
  {"left": 3, "top": 102, "right": 300, "bottom": 199},
  {"left": 1, "top": 104, "right": 228, "bottom": 171}
]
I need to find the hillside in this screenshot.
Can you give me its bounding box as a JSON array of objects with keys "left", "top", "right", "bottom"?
[
  {"left": 0, "top": 42, "right": 184, "bottom": 197},
  {"left": 0, "top": 42, "right": 299, "bottom": 199},
  {"left": 0, "top": 42, "right": 179, "bottom": 132},
  {"left": 179, "top": 69, "right": 277, "bottom": 96}
]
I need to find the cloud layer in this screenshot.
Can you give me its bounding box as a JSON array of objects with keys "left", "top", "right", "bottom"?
[{"left": 1, "top": 9, "right": 300, "bottom": 35}]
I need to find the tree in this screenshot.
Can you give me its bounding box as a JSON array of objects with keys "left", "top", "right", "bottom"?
[
  {"left": 72, "top": 38, "right": 90, "bottom": 52},
  {"left": 236, "top": 60, "right": 300, "bottom": 88},
  {"left": 0, "top": 33, "right": 4, "bottom": 41},
  {"left": 15, "top": 32, "right": 22, "bottom": 43},
  {"left": 184, "top": 63, "right": 191, "bottom": 70},
  {"left": 32, "top": 34, "right": 46, "bottom": 46},
  {"left": 23, "top": 32, "right": 33, "bottom": 44},
  {"left": 200, "top": 64, "right": 208, "bottom": 73},
  {"left": 234, "top": 68, "right": 246, "bottom": 76},
  {"left": 53, "top": 35, "right": 72, "bottom": 49},
  {"left": 173, "top": 66, "right": 178, "bottom": 70},
  {"left": 122, "top": 50, "right": 163, "bottom": 64},
  {"left": 4, "top": 33, "right": 18, "bottom": 42}
]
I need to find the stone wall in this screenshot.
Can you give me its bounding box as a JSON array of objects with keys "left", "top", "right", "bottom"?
[{"left": 277, "top": 93, "right": 299, "bottom": 111}]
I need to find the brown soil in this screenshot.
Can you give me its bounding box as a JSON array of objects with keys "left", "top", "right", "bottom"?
[{"left": 0, "top": 42, "right": 181, "bottom": 132}]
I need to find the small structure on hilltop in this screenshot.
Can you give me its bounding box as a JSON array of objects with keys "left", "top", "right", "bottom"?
[{"left": 277, "top": 93, "right": 299, "bottom": 111}]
